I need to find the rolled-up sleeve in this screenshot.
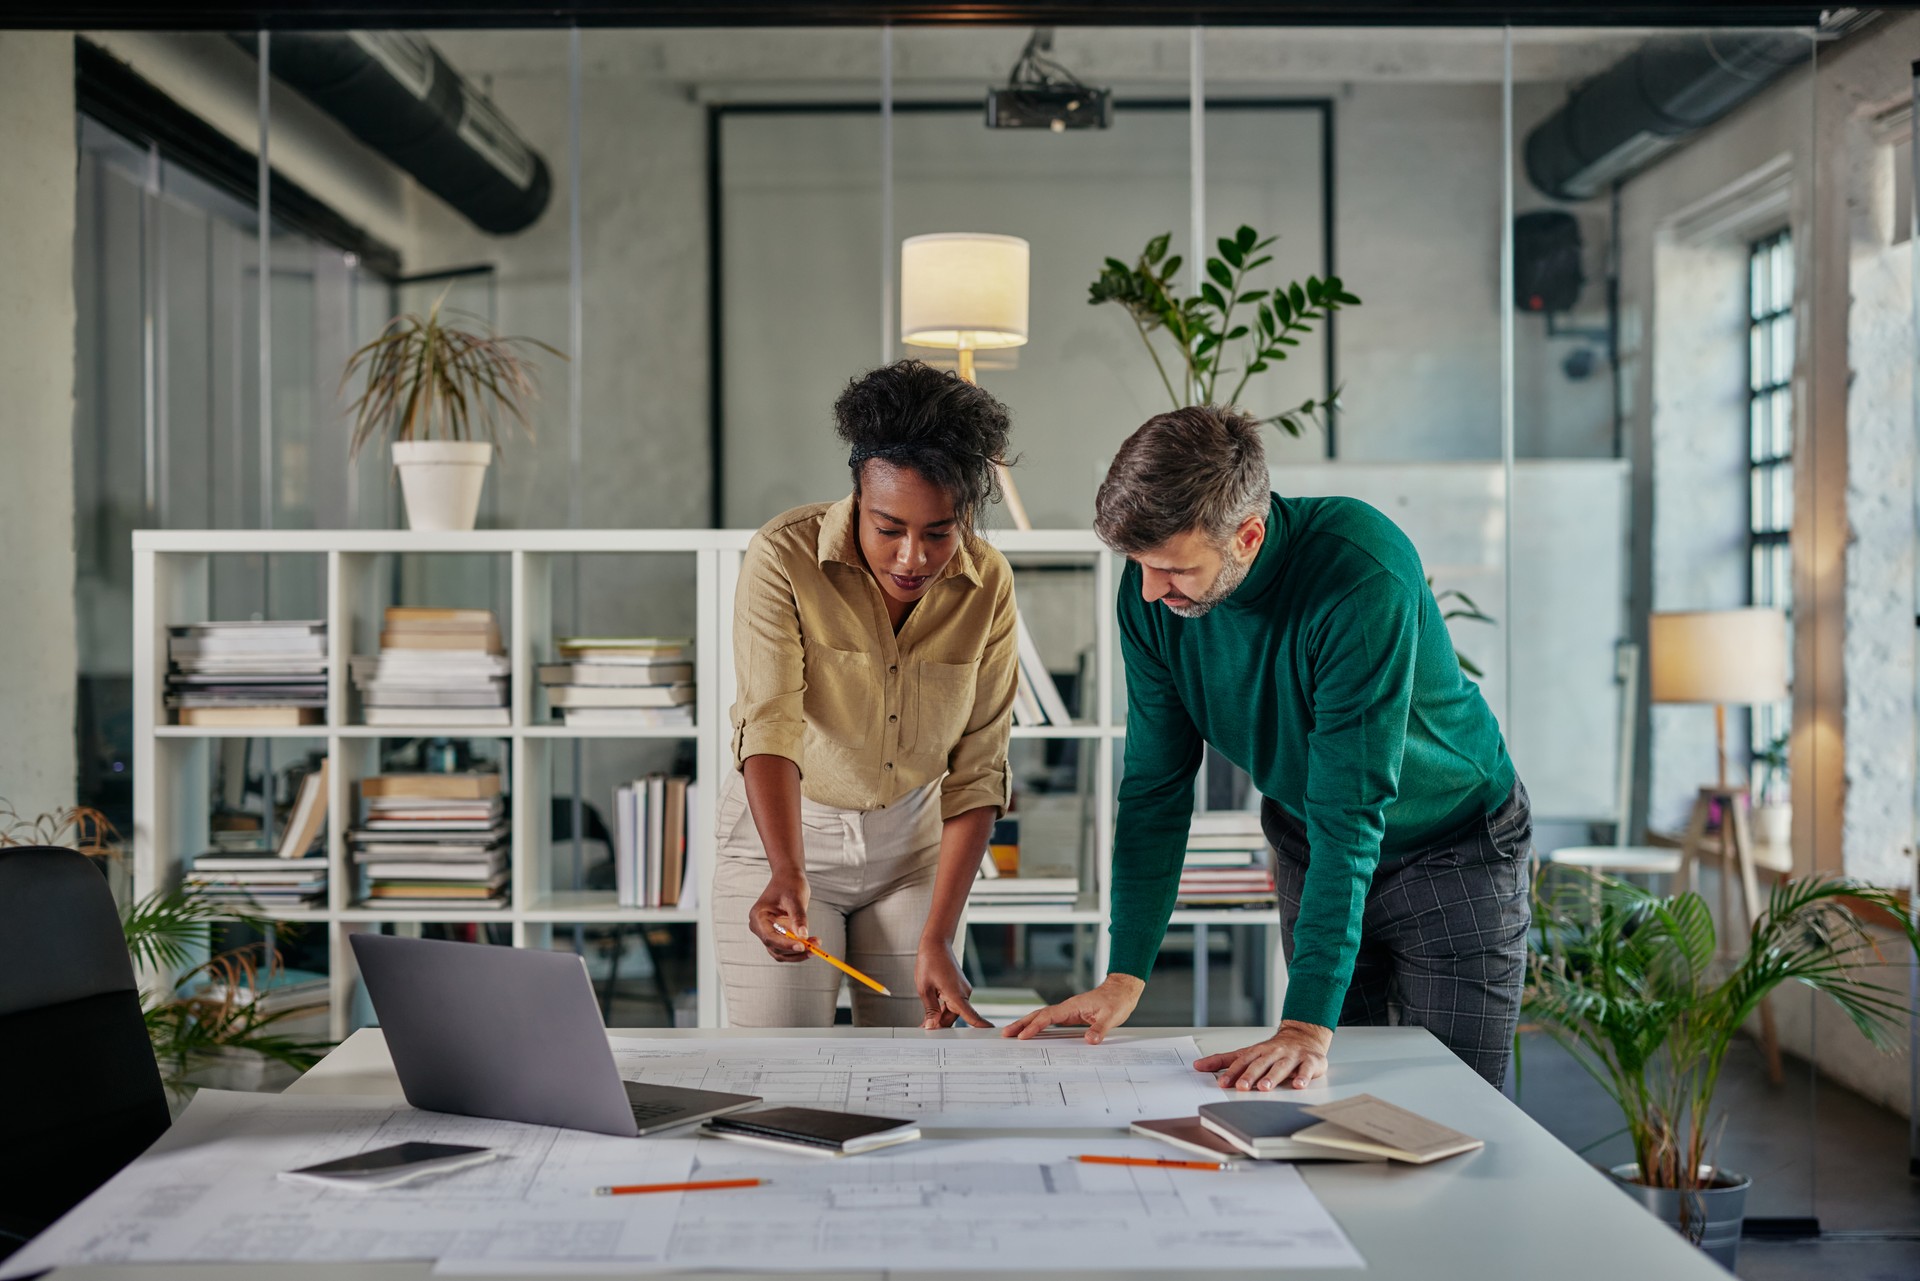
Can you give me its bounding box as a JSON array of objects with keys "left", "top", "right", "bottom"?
[
  {"left": 730, "top": 533, "right": 808, "bottom": 774},
  {"left": 940, "top": 570, "right": 1017, "bottom": 820}
]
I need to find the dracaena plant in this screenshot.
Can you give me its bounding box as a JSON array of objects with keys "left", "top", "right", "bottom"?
[
  {"left": 1089, "top": 224, "right": 1360, "bottom": 436},
  {"left": 1526, "top": 871, "right": 1919, "bottom": 1217},
  {"left": 0, "top": 801, "right": 331, "bottom": 1099},
  {"left": 343, "top": 291, "right": 564, "bottom": 459}
]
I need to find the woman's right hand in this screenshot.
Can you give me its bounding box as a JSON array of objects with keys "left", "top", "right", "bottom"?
[{"left": 748, "top": 873, "right": 812, "bottom": 962}]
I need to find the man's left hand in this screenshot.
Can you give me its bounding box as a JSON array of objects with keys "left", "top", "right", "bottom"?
[{"left": 1193, "top": 1021, "right": 1333, "bottom": 1091}]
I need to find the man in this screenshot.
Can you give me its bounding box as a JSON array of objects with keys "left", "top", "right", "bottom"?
[{"left": 1005, "top": 405, "right": 1531, "bottom": 1091}]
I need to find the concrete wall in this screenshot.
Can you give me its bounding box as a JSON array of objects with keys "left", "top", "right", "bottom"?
[{"left": 0, "top": 33, "right": 80, "bottom": 823}]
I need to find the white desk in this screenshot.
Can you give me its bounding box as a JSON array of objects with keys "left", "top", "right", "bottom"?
[{"left": 47, "top": 1026, "right": 1723, "bottom": 1280}]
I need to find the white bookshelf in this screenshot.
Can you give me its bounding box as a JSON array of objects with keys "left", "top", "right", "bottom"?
[{"left": 133, "top": 527, "right": 1126, "bottom": 1041}]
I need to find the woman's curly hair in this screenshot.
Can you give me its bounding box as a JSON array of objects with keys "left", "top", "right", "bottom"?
[{"left": 832, "top": 360, "right": 1014, "bottom": 531}]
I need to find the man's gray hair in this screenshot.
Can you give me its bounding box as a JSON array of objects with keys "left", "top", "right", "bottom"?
[{"left": 1094, "top": 405, "right": 1270, "bottom": 554}]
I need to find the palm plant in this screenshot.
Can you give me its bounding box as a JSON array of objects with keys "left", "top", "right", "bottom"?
[
  {"left": 342, "top": 291, "right": 563, "bottom": 459},
  {"left": 1088, "top": 224, "right": 1360, "bottom": 437},
  {"left": 1526, "top": 871, "right": 1920, "bottom": 1206},
  {"left": 0, "top": 802, "right": 330, "bottom": 1097}
]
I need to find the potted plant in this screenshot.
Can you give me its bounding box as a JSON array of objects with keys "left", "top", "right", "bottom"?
[
  {"left": 1088, "top": 224, "right": 1358, "bottom": 438},
  {"left": 1526, "top": 870, "right": 1919, "bottom": 1269},
  {"left": 1752, "top": 732, "right": 1791, "bottom": 849},
  {"left": 343, "top": 293, "right": 562, "bottom": 532},
  {"left": 0, "top": 802, "right": 331, "bottom": 1106},
  {"left": 1088, "top": 231, "right": 1490, "bottom": 674}
]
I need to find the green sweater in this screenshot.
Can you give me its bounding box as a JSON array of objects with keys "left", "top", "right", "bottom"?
[{"left": 1109, "top": 493, "right": 1514, "bottom": 1029}]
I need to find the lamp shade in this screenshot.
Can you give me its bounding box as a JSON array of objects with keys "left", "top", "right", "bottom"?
[
  {"left": 1649, "top": 608, "right": 1789, "bottom": 705},
  {"left": 900, "top": 233, "right": 1030, "bottom": 350}
]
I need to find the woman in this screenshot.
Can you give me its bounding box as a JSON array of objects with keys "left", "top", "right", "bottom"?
[{"left": 717, "top": 360, "right": 1018, "bottom": 1029}]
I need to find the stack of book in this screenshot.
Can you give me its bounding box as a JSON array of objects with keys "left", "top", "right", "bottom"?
[
  {"left": 350, "top": 772, "right": 508, "bottom": 910},
  {"left": 184, "top": 761, "right": 330, "bottom": 910},
  {"left": 192, "top": 967, "right": 330, "bottom": 1016},
  {"left": 540, "top": 637, "right": 694, "bottom": 729},
  {"left": 1178, "top": 811, "right": 1277, "bottom": 907},
  {"left": 166, "top": 620, "right": 327, "bottom": 727},
  {"left": 971, "top": 822, "right": 1078, "bottom": 907},
  {"left": 1011, "top": 617, "right": 1073, "bottom": 729},
  {"left": 349, "top": 607, "right": 509, "bottom": 727},
  {"left": 612, "top": 774, "right": 695, "bottom": 908}
]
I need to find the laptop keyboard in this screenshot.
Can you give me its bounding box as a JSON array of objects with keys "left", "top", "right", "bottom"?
[{"left": 630, "top": 1100, "right": 685, "bottom": 1126}]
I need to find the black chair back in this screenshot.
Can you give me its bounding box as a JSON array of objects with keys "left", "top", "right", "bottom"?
[{"left": 0, "top": 846, "right": 169, "bottom": 1257}]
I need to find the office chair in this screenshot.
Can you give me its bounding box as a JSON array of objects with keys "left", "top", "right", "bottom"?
[{"left": 0, "top": 846, "right": 170, "bottom": 1260}]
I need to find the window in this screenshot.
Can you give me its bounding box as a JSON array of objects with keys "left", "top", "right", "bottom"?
[{"left": 1747, "top": 229, "right": 1792, "bottom": 777}]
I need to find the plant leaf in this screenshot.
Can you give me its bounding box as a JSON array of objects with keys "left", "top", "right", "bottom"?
[{"left": 1207, "top": 259, "right": 1233, "bottom": 289}]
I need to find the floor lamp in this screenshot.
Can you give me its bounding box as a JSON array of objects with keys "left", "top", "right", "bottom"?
[
  {"left": 899, "top": 232, "right": 1034, "bottom": 531},
  {"left": 1650, "top": 606, "right": 1791, "bottom": 1083}
]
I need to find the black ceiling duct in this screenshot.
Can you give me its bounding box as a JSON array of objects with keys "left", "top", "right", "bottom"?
[
  {"left": 231, "top": 31, "right": 550, "bottom": 236},
  {"left": 1523, "top": 32, "right": 1811, "bottom": 202}
]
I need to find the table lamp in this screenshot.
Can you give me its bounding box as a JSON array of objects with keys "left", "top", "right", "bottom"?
[
  {"left": 1648, "top": 607, "right": 1789, "bottom": 788},
  {"left": 899, "top": 232, "right": 1032, "bottom": 529}
]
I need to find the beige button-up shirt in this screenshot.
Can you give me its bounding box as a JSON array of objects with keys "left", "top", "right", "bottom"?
[{"left": 730, "top": 496, "right": 1017, "bottom": 820}]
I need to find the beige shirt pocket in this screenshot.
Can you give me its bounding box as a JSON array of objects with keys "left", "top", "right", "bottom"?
[
  {"left": 909, "top": 658, "right": 978, "bottom": 755},
  {"left": 802, "top": 640, "right": 882, "bottom": 752}
]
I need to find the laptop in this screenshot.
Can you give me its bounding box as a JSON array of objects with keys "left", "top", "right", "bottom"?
[{"left": 349, "top": 933, "right": 759, "bottom": 1137}]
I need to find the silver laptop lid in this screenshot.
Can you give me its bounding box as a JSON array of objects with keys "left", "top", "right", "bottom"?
[{"left": 349, "top": 932, "right": 639, "bottom": 1137}]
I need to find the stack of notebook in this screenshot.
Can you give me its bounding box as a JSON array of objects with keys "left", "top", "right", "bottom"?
[
  {"left": 539, "top": 637, "right": 694, "bottom": 728},
  {"left": 1134, "top": 1096, "right": 1483, "bottom": 1165},
  {"left": 166, "top": 620, "right": 327, "bottom": 727},
  {"left": 613, "top": 773, "right": 695, "bottom": 908},
  {"left": 350, "top": 608, "right": 509, "bottom": 728},
  {"left": 350, "top": 772, "right": 508, "bottom": 910},
  {"left": 184, "top": 760, "right": 331, "bottom": 910},
  {"left": 1178, "top": 811, "right": 1277, "bottom": 907}
]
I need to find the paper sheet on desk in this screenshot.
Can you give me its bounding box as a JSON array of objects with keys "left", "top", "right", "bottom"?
[
  {"left": 0, "top": 1090, "right": 693, "bottom": 1279},
  {"left": 606, "top": 1034, "right": 1225, "bottom": 1128},
  {"left": 435, "top": 1134, "right": 1364, "bottom": 1274}
]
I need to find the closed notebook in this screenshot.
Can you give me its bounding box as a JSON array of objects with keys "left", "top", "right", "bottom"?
[
  {"left": 700, "top": 1107, "right": 919, "bottom": 1157},
  {"left": 1129, "top": 1117, "right": 1247, "bottom": 1161},
  {"left": 1198, "top": 1101, "right": 1387, "bottom": 1162},
  {"left": 1293, "top": 1094, "right": 1484, "bottom": 1164}
]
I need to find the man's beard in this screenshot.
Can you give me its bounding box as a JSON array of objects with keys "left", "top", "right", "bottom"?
[{"left": 1165, "top": 546, "right": 1251, "bottom": 619}]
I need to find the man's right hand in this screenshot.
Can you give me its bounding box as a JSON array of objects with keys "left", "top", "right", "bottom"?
[
  {"left": 747, "top": 874, "right": 811, "bottom": 962},
  {"left": 1001, "top": 974, "right": 1145, "bottom": 1044}
]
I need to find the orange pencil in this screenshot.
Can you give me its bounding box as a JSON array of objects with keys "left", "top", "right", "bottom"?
[
  {"left": 773, "top": 922, "right": 892, "bottom": 996},
  {"left": 1075, "top": 1155, "right": 1227, "bottom": 1172},
  {"left": 594, "top": 1178, "right": 762, "bottom": 1196}
]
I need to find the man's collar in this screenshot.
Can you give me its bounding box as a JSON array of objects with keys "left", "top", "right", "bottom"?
[{"left": 816, "top": 493, "right": 982, "bottom": 587}]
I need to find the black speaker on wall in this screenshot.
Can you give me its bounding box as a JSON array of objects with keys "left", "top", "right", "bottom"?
[{"left": 1514, "top": 210, "right": 1585, "bottom": 314}]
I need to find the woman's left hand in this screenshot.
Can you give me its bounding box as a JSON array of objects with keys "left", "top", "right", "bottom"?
[{"left": 914, "top": 938, "right": 991, "bottom": 1029}]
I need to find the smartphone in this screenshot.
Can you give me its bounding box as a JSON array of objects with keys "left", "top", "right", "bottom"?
[{"left": 280, "top": 1142, "right": 498, "bottom": 1190}]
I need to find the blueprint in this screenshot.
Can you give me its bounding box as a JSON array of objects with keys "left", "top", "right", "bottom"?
[
  {"left": 441, "top": 1135, "right": 1363, "bottom": 1274},
  {"left": 0, "top": 1091, "right": 694, "bottom": 1278},
  {"left": 607, "top": 1034, "right": 1225, "bottom": 1128}
]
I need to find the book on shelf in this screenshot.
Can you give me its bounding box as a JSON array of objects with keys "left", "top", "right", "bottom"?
[
  {"left": 614, "top": 773, "right": 694, "bottom": 909},
  {"left": 167, "top": 621, "right": 328, "bottom": 725},
  {"left": 276, "top": 760, "right": 331, "bottom": 859},
  {"left": 1013, "top": 614, "right": 1075, "bottom": 726},
  {"left": 360, "top": 773, "right": 501, "bottom": 800},
  {"left": 352, "top": 607, "right": 508, "bottom": 725},
  {"left": 537, "top": 660, "right": 693, "bottom": 686},
  {"left": 546, "top": 683, "right": 694, "bottom": 710},
  {"left": 352, "top": 772, "right": 511, "bottom": 909},
  {"left": 968, "top": 873, "right": 1078, "bottom": 906},
  {"left": 986, "top": 815, "right": 1020, "bottom": 876},
  {"left": 559, "top": 706, "right": 696, "bottom": 729},
  {"left": 556, "top": 636, "right": 691, "bottom": 663},
  {"left": 174, "top": 706, "right": 324, "bottom": 728},
  {"left": 189, "top": 966, "right": 330, "bottom": 1015},
  {"left": 186, "top": 853, "right": 328, "bottom": 909}
]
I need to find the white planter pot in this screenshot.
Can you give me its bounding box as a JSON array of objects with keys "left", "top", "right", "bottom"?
[
  {"left": 1754, "top": 802, "right": 1792, "bottom": 849},
  {"left": 391, "top": 441, "right": 493, "bottom": 531}
]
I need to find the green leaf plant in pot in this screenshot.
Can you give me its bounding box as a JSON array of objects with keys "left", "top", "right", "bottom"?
[
  {"left": 0, "top": 802, "right": 331, "bottom": 1107},
  {"left": 343, "top": 293, "right": 564, "bottom": 532},
  {"left": 1525, "top": 869, "right": 1920, "bottom": 1270},
  {"left": 1089, "top": 227, "right": 1490, "bottom": 676}
]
